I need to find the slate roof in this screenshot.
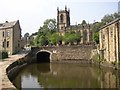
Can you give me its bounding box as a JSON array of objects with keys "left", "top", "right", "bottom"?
[{"left": 0, "top": 21, "right": 17, "bottom": 30}]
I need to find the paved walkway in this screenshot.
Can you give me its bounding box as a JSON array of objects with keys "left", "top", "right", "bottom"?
[{"left": 0, "top": 51, "right": 28, "bottom": 89}]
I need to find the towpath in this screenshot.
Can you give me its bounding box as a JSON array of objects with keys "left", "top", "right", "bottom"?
[{"left": 0, "top": 51, "right": 29, "bottom": 89}]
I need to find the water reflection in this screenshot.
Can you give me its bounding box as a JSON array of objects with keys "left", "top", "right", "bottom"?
[{"left": 12, "top": 63, "right": 120, "bottom": 88}]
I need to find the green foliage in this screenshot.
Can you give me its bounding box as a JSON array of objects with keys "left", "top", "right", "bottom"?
[
  {"left": 81, "top": 20, "right": 87, "bottom": 25},
  {"left": 101, "top": 12, "right": 119, "bottom": 25},
  {"left": 101, "top": 14, "right": 114, "bottom": 25},
  {"left": 38, "top": 19, "right": 57, "bottom": 35},
  {"left": 47, "top": 32, "right": 62, "bottom": 45},
  {"left": 2, "top": 51, "right": 8, "bottom": 59},
  {"left": 33, "top": 19, "right": 57, "bottom": 46},
  {"left": 39, "top": 35, "right": 49, "bottom": 46},
  {"left": 93, "top": 31, "right": 99, "bottom": 44},
  {"left": 33, "top": 36, "right": 39, "bottom": 46},
  {"left": 63, "top": 31, "right": 81, "bottom": 45}
]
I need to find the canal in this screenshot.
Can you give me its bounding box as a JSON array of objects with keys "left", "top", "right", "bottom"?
[{"left": 9, "top": 59, "right": 120, "bottom": 89}]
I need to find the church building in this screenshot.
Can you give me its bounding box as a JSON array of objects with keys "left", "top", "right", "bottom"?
[{"left": 57, "top": 6, "right": 93, "bottom": 44}]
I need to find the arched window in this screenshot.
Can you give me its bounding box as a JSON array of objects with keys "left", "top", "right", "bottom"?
[
  {"left": 84, "top": 30, "right": 87, "bottom": 41},
  {"left": 3, "top": 31, "right": 4, "bottom": 37},
  {"left": 60, "top": 14, "right": 64, "bottom": 23}
]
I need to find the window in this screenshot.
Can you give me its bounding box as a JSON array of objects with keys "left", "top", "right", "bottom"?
[
  {"left": 18, "top": 43, "right": 20, "bottom": 47},
  {"left": 110, "top": 30, "right": 113, "bottom": 37},
  {"left": 60, "top": 14, "right": 64, "bottom": 23},
  {"left": 7, "top": 31, "right": 10, "bottom": 37},
  {"left": 102, "top": 34, "right": 105, "bottom": 48},
  {"left": 3, "top": 31, "right": 4, "bottom": 37},
  {"left": 7, "top": 41, "right": 9, "bottom": 48},
  {"left": 3, "top": 41, "right": 4, "bottom": 48},
  {"left": 103, "top": 34, "right": 105, "bottom": 41},
  {"left": 61, "top": 27, "right": 63, "bottom": 29}
]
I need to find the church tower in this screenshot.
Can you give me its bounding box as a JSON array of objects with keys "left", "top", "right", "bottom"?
[{"left": 57, "top": 6, "right": 70, "bottom": 35}]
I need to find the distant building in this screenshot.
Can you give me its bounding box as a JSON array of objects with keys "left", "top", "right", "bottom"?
[
  {"left": 21, "top": 32, "right": 38, "bottom": 48},
  {"left": 29, "top": 32, "right": 38, "bottom": 45},
  {"left": 21, "top": 33, "right": 30, "bottom": 48},
  {"left": 99, "top": 18, "right": 120, "bottom": 63},
  {"left": 0, "top": 20, "right": 22, "bottom": 54},
  {"left": 57, "top": 6, "right": 93, "bottom": 44}
]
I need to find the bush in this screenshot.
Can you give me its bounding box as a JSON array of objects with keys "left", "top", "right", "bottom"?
[{"left": 2, "top": 51, "right": 8, "bottom": 59}]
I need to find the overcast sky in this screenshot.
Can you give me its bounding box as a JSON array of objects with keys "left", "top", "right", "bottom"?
[{"left": 0, "top": 0, "right": 119, "bottom": 36}]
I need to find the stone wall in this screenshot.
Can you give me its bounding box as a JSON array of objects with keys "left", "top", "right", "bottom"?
[
  {"left": 99, "top": 18, "right": 120, "bottom": 63},
  {"left": 31, "top": 45, "right": 95, "bottom": 62}
]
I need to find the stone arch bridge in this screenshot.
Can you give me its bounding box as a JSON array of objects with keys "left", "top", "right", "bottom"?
[{"left": 30, "top": 45, "right": 95, "bottom": 63}]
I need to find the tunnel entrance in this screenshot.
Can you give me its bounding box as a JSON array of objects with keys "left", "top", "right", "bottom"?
[{"left": 36, "top": 51, "right": 51, "bottom": 63}]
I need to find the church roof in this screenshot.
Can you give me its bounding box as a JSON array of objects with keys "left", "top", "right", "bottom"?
[
  {"left": 66, "top": 24, "right": 91, "bottom": 30},
  {"left": 0, "top": 20, "right": 18, "bottom": 30}
]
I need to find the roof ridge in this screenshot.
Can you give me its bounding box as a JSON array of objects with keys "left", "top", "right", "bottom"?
[{"left": 0, "top": 20, "right": 18, "bottom": 29}]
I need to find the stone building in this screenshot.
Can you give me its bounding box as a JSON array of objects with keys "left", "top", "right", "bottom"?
[
  {"left": 0, "top": 20, "right": 22, "bottom": 54},
  {"left": 99, "top": 18, "right": 120, "bottom": 64},
  {"left": 57, "top": 6, "right": 93, "bottom": 44}
]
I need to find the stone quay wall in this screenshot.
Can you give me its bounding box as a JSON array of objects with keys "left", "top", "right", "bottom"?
[
  {"left": 31, "top": 45, "right": 96, "bottom": 62},
  {"left": 1, "top": 51, "right": 29, "bottom": 89}
]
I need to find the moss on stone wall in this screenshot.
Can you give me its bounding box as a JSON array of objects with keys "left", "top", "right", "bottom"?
[{"left": 92, "top": 54, "right": 101, "bottom": 64}]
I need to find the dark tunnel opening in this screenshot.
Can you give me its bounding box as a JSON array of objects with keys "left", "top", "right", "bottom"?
[{"left": 37, "top": 51, "right": 50, "bottom": 63}]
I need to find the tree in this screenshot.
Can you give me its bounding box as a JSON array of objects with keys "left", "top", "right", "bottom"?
[
  {"left": 75, "top": 32, "right": 81, "bottom": 44},
  {"left": 101, "top": 12, "right": 119, "bottom": 25},
  {"left": 39, "top": 35, "right": 49, "bottom": 46},
  {"left": 34, "top": 19, "right": 57, "bottom": 46},
  {"left": 33, "top": 36, "right": 39, "bottom": 46},
  {"left": 101, "top": 14, "right": 113, "bottom": 25},
  {"left": 63, "top": 31, "right": 81, "bottom": 45},
  {"left": 48, "top": 32, "right": 61, "bottom": 45},
  {"left": 91, "top": 22, "right": 101, "bottom": 44},
  {"left": 39, "top": 19, "right": 57, "bottom": 35},
  {"left": 93, "top": 31, "right": 99, "bottom": 44},
  {"left": 112, "top": 12, "right": 119, "bottom": 19},
  {"left": 81, "top": 20, "right": 87, "bottom": 25}
]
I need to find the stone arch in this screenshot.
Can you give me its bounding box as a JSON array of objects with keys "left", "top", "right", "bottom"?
[{"left": 36, "top": 50, "right": 52, "bottom": 63}]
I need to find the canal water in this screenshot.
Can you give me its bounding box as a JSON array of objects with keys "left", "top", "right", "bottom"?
[{"left": 11, "top": 62, "right": 120, "bottom": 88}]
